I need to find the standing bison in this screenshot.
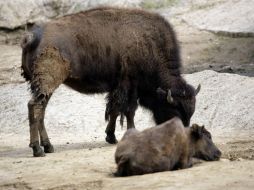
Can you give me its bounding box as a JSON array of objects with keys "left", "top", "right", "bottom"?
[{"left": 21, "top": 7, "right": 200, "bottom": 157}]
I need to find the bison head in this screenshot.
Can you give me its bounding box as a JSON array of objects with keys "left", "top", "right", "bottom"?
[
  {"left": 156, "top": 84, "right": 201, "bottom": 126},
  {"left": 191, "top": 124, "right": 221, "bottom": 161}
]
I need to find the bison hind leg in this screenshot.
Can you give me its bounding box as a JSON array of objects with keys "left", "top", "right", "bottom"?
[
  {"left": 31, "top": 46, "right": 70, "bottom": 99},
  {"left": 28, "top": 46, "right": 70, "bottom": 157},
  {"left": 41, "top": 139, "right": 54, "bottom": 153},
  {"left": 31, "top": 141, "right": 45, "bottom": 157}
]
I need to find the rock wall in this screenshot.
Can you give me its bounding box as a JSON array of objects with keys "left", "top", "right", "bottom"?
[
  {"left": 181, "top": 0, "right": 254, "bottom": 37},
  {"left": 0, "top": 0, "right": 142, "bottom": 29},
  {"left": 1, "top": 0, "right": 254, "bottom": 38}
]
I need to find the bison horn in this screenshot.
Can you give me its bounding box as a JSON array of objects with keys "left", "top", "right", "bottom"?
[
  {"left": 195, "top": 84, "right": 201, "bottom": 96},
  {"left": 167, "top": 90, "right": 174, "bottom": 103}
]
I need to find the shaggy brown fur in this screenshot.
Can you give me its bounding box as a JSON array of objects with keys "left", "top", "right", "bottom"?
[
  {"left": 21, "top": 7, "right": 200, "bottom": 157},
  {"left": 115, "top": 118, "right": 221, "bottom": 176}
]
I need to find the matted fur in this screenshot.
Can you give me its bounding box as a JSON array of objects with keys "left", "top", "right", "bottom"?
[{"left": 31, "top": 46, "right": 70, "bottom": 99}]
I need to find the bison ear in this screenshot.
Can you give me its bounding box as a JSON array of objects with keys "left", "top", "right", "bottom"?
[
  {"left": 191, "top": 124, "right": 203, "bottom": 138},
  {"left": 195, "top": 84, "right": 201, "bottom": 96},
  {"left": 156, "top": 87, "right": 167, "bottom": 96},
  {"left": 156, "top": 87, "right": 167, "bottom": 100}
]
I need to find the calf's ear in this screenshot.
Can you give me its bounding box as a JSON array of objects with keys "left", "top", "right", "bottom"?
[
  {"left": 191, "top": 124, "right": 203, "bottom": 139},
  {"left": 156, "top": 87, "right": 167, "bottom": 96}
]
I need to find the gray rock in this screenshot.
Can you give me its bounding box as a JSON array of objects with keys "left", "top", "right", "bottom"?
[
  {"left": 186, "top": 70, "right": 254, "bottom": 136},
  {"left": 181, "top": 0, "right": 254, "bottom": 37},
  {"left": 0, "top": 0, "right": 142, "bottom": 30},
  {"left": 85, "top": 0, "right": 142, "bottom": 8},
  {"left": 0, "top": 0, "right": 78, "bottom": 29}
]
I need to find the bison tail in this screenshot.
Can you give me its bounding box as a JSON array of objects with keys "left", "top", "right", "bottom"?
[
  {"left": 21, "top": 25, "right": 42, "bottom": 50},
  {"left": 114, "top": 155, "right": 131, "bottom": 177}
]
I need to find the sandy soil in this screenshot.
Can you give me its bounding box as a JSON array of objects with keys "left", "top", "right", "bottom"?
[{"left": 1, "top": 133, "right": 254, "bottom": 190}]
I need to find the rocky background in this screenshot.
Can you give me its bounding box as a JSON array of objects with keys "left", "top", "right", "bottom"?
[{"left": 0, "top": 0, "right": 254, "bottom": 190}]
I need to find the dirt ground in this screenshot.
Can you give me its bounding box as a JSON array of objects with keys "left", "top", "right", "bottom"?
[
  {"left": 1, "top": 5, "right": 254, "bottom": 190},
  {"left": 1, "top": 129, "right": 254, "bottom": 190},
  {"left": 171, "top": 18, "right": 254, "bottom": 76}
]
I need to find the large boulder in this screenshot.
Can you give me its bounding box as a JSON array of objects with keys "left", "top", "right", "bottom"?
[
  {"left": 187, "top": 70, "right": 254, "bottom": 136},
  {"left": 0, "top": 0, "right": 142, "bottom": 30},
  {"left": 181, "top": 0, "right": 254, "bottom": 37}
]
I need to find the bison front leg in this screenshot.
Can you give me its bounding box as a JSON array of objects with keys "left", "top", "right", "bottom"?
[
  {"left": 28, "top": 46, "right": 70, "bottom": 157},
  {"left": 177, "top": 157, "right": 192, "bottom": 170},
  {"left": 125, "top": 110, "right": 136, "bottom": 129},
  {"left": 105, "top": 84, "right": 138, "bottom": 144},
  {"left": 125, "top": 87, "right": 138, "bottom": 130},
  {"left": 105, "top": 88, "right": 126, "bottom": 144},
  {"left": 177, "top": 146, "right": 192, "bottom": 169},
  {"left": 105, "top": 112, "right": 118, "bottom": 144}
]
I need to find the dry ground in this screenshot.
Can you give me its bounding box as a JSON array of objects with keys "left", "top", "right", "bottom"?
[
  {"left": 1, "top": 5, "right": 254, "bottom": 189},
  {"left": 1, "top": 122, "right": 254, "bottom": 190},
  {"left": 0, "top": 79, "right": 253, "bottom": 190}
]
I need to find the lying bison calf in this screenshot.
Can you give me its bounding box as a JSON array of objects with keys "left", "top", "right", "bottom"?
[{"left": 115, "top": 117, "right": 221, "bottom": 176}]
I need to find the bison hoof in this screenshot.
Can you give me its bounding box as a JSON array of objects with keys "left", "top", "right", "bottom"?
[
  {"left": 32, "top": 145, "right": 45, "bottom": 157},
  {"left": 106, "top": 135, "right": 118, "bottom": 144},
  {"left": 41, "top": 139, "right": 54, "bottom": 153},
  {"left": 44, "top": 144, "right": 54, "bottom": 153}
]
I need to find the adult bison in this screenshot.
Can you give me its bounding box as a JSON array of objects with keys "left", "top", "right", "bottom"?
[{"left": 21, "top": 7, "right": 200, "bottom": 157}]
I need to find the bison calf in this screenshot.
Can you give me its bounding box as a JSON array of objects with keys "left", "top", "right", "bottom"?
[{"left": 115, "top": 117, "right": 221, "bottom": 176}]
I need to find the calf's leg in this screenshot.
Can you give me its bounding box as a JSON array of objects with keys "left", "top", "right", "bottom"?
[
  {"left": 105, "top": 87, "right": 128, "bottom": 144},
  {"left": 125, "top": 87, "right": 138, "bottom": 129},
  {"left": 105, "top": 84, "right": 137, "bottom": 143},
  {"left": 177, "top": 145, "right": 192, "bottom": 169},
  {"left": 105, "top": 112, "right": 118, "bottom": 144}
]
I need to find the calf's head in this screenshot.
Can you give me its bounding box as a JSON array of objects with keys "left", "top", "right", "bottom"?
[
  {"left": 156, "top": 84, "right": 200, "bottom": 126},
  {"left": 190, "top": 124, "right": 221, "bottom": 161}
]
